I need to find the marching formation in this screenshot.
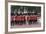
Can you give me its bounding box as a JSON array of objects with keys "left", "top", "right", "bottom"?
[{"left": 11, "top": 6, "right": 41, "bottom": 26}]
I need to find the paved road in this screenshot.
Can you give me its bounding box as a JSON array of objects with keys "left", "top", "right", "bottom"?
[{"left": 11, "top": 22, "right": 41, "bottom": 28}]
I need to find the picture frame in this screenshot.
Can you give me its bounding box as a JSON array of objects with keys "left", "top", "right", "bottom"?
[{"left": 5, "top": 0, "right": 45, "bottom": 33}]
